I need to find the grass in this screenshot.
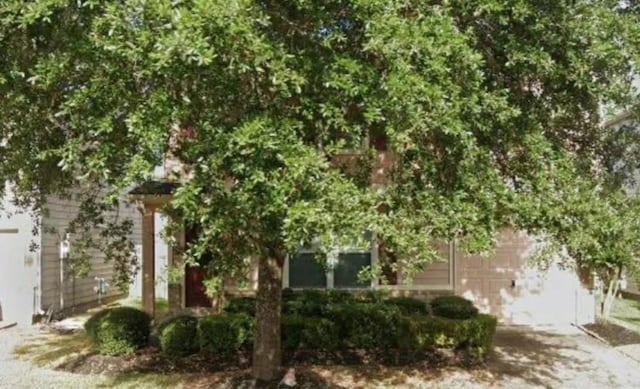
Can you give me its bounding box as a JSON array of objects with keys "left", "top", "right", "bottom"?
[
  {"left": 118, "top": 297, "right": 170, "bottom": 317},
  {"left": 96, "top": 373, "right": 194, "bottom": 389},
  {"left": 13, "top": 331, "right": 93, "bottom": 367},
  {"left": 610, "top": 297, "right": 640, "bottom": 334},
  {"left": 12, "top": 330, "right": 193, "bottom": 388}
]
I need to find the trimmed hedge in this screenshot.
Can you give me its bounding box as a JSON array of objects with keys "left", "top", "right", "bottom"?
[
  {"left": 385, "top": 297, "right": 428, "bottom": 315},
  {"left": 222, "top": 296, "right": 256, "bottom": 317},
  {"left": 84, "top": 307, "right": 151, "bottom": 356},
  {"left": 198, "top": 313, "right": 254, "bottom": 354},
  {"left": 326, "top": 302, "right": 403, "bottom": 350},
  {"left": 400, "top": 314, "right": 497, "bottom": 360},
  {"left": 430, "top": 295, "right": 479, "bottom": 320},
  {"left": 195, "top": 292, "right": 496, "bottom": 361},
  {"left": 158, "top": 315, "right": 199, "bottom": 356},
  {"left": 282, "top": 315, "right": 339, "bottom": 351}
]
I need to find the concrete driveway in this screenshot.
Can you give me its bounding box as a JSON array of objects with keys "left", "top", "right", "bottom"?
[{"left": 486, "top": 325, "right": 640, "bottom": 388}]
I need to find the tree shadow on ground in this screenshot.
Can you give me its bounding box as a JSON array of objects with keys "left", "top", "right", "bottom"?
[
  {"left": 485, "top": 326, "right": 591, "bottom": 388},
  {"left": 14, "top": 326, "right": 604, "bottom": 388}
]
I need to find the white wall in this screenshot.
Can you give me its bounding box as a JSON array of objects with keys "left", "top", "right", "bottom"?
[
  {"left": 0, "top": 189, "right": 40, "bottom": 325},
  {"left": 129, "top": 212, "right": 169, "bottom": 300}
]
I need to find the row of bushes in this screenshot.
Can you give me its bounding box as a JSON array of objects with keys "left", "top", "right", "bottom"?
[
  {"left": 84, "top": 294, "right": 494, "bottom": 361},
  {"left": 157, "top": 308, "right": 496, "bottom": 360},
  {"left": 225, "top": 291, "right": 478, "bottom": 320}
]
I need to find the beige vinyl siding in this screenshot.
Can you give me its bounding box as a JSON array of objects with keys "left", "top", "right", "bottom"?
[
  {"left": 40, "top": 196, "right": 142, "bottom": 311},
  {"left": 454, "top": 228, "right": 595, "bottom": 325},
  {"left": 396, "top": 241, "right": 452, "bottom": 289}
]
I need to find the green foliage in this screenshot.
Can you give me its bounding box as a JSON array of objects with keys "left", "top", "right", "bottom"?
[
  {"left": 282, "top": 315, "right": 340, "bottom": 351},
  {"left": 399, "top": 314, "right": 497, "bottom": 361},
  {"left": 326, "top": 302, "right": 403, "bottom": 350},
  {"left": 2, "top": 0, "right": 639, "bottom": 375},
  {"left": 84, "top": 307, "right": 151, "bottom": 356},
  {"left": 222, "top": 296, "right": 256, "bottom": 317},
  {"left": 430, "top": 295, "right": 479, "bottom": 320},
  {"left": 283, "top": 290, "right": 330, "bottom": 317},
  {"left": 2, "top": 0, "right": 639, "bottom": 297},
  {"left": 157, "top": 315, "right": 199, "bottom": 357},
  {"left": 385, "top": 297, "right": 429, "bottom": 315},
  {"left": 198, "top": 314, "right": 254, "bottom": 354}
]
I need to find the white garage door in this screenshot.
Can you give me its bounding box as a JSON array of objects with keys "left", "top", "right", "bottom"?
[
  {"left": 0, "top": 215, "right": 39, "bottom": 325},
  {"left": 454, "top": 229, "right": 595, "bottom": 326}
]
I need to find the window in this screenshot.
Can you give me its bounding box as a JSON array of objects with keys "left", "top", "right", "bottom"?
[
  {"left": 286, "top": 233, "right": 375, "bottom": 289},
  {"left": 334, "top": 252, "right": 372, "bottom": 288},
  {"left": 288, "top": 253, "right": 327, "bottom": 288}
]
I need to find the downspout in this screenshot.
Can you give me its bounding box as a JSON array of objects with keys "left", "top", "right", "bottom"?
[{"left": 449, "top": 239, "right": 456, "bottom": 293}]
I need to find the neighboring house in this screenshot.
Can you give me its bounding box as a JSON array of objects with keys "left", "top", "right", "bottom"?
[
  {"left": 605, "top": 108, "right": 640, "bottom": 297},
  {"left": 0, "top": 187, "right": 141, "bottom": 325},
  {"left": 130, "top": 147, "right": 596, "bottom": 327}
]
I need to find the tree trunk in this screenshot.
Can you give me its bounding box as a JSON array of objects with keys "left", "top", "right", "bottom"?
[
  {"left": 601, "top": 279, "right": 620, "bottom": 320},
  {"left": 252, "top": 255, "right": 284, "bottom": 381},
  {"left": 599, "top": 267, "right": 622, "bottom": 320}
]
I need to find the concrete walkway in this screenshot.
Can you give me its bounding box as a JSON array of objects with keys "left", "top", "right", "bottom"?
[
  {"left": 0, "top": 325, "right": 105, "bottom": 389},
  {"left": 486, "top": 325, "right": 640, "bottom": 388}
]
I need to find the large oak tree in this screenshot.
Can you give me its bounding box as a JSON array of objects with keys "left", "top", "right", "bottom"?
[{"left": 1, "top": 0, "right": 639, "bottom": 381}]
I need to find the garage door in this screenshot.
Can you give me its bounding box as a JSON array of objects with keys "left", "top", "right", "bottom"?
[
  {"left": 454, "top": 229, "right": 595, "bottom": 326},
  {"left": 0, "top": 227, "right": 38, "bottom": 324}
]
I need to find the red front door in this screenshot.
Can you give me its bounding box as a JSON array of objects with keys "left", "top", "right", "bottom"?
[
  {"left": 184, "top": 225, "right": 213, "bottom": 308},
  {"left": 185, "top": 265, "right": 212, "bottom": 307}
]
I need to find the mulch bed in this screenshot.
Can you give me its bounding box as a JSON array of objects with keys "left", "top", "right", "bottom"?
[
  {"left": 54, "top": 344, "right": 468, "bottom": 378},
  {"left": 583, "top": 321, "right": 640, "bottom": 347},
  {"left": 56, "top": 347, "right": 252, "bottom": 375}
]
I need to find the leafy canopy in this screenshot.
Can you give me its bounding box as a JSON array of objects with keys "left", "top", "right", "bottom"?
[{"left": 0, "top": 0, "right": 639, "bottom": 286}]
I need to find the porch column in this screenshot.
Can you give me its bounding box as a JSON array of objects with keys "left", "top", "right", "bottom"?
[
  {"left": 142, "top": 206, "right": 155, "bottom": 317},
  {"left": 168, "top": 223, "right": 185, "bottom": 311}
]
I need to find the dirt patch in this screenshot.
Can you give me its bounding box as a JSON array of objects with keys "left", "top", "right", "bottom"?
[
  {"left": 57, "top": 347, "right": 251, "bottom": 376},
  {"left": 583, "top": 321, "right": 640, "bottom": 346},
  {"left": 56, "top": 346, "right": 467, "bottom": 377}
]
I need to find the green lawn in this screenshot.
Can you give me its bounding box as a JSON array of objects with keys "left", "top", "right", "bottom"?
[
  {"left": 118, "top": 297, "right": 170, "bottom": 317},
  {"left": 610, "top": 297, "right": 640, "bottom": 334}
]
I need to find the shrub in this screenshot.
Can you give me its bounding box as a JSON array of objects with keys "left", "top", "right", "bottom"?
[
  {"left": 386, "top": 297, "right": 429, "bottom": 315},
  {"left": 84, "top": 307, "right": 151, "bottom": 356},
  {"left": 223, "top": 296, "right": 256, "bottom": 317},
  {"left": 282, "top": 315, "right": 339, "bottom": 351},
  {"left": 430, "top": 295, "right": 478, "bottom": 319},
  {"left": 198, "top": 313, "right": 254, "bottom": 354},
  {"left": 283, "top": 290, "right": 329, "bottom": 317},
  {"left": 157, "top": 315, "right": 199, "bottom": 356},
  {"left": 282, "top": 314, "right": 306, "bottom": 351},
  {"left": 399, "top": 314, "right": 497, "bottom": 361},
  {"left": 361, "top": 289, "right": 389, "bottom": 303},
  {"left": 326, "top": 302, "right": 403, "bottom": 350},
  {"left": 326, "top": 290, "right": 356, "bottom": 304},
  {"left": 462, "top": 314, "right": 498, "bottom": 361}
]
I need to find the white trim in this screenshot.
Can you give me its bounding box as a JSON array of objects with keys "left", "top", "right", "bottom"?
[
  {"left": 177, "top": 226, "right": 186, "bottom": 308},
  {"left": 282, "top": 255, "right": 290, "bottom": 288},
  {"left": 449, "top": 240, "right": 455, "bottom": 290},
  {"left": 370, "top": 234, "right": 379, "bottom": 288}
]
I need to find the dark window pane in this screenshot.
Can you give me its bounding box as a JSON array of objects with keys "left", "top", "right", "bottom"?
[
  {"left": 289, "top": 253, "right": 327, "bottom": 288},
  {"left": 334, "top": 253, "right": 371, "bottom": 289}
]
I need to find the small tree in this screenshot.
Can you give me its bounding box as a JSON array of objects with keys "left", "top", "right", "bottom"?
[{"left": 1, "top": 1, "right": 639, "bottom": 381}]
